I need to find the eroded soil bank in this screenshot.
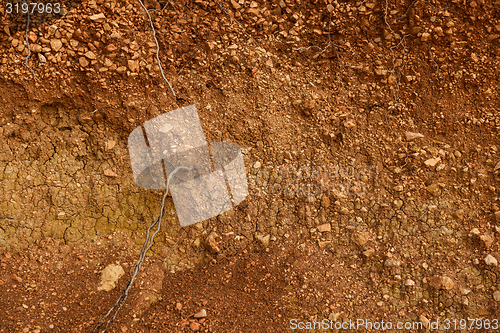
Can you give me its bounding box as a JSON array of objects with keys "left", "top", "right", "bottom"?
[{"left": 1, "top": 0, "right": 500, "bottom": 331}]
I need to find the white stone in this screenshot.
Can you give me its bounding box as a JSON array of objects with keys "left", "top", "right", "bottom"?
[
  {"left": 97, "top": 264, "right": 125, "bottom": 291},
  {"left": 470, "top": 228, "right": 480, "bottom": 236},
  {"left": 255, "top": 234, "right": 270, "bottom": 247},
  {"left": 436, "top": 163, "right": 446, "bottom": 171},
  {"left": 424, "top": 157, "right": 441, "bottom": 167},
  {"left": 90, "top": 13, "right": 106, "bottom": 20},
  {"left": 38, "top": 53, "right": 47, "bottom": 63},
  {"left": 194, "top": 309, "right": 207, "bottom": 318},
  {"left": 405, "top": 131, "right": 424, "bottom": 141},
  {"left": 484, "top": 254, "right": 498, "bottom": 267}
]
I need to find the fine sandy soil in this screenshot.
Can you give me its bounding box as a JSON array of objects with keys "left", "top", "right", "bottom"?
[{"left": 1, "top": 0, "right": 500, "bottom": 332}]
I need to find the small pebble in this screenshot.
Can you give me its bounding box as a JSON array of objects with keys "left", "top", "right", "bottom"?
[
  {"left": 442, "top": 276, "right": 455, "bottom": 290},
  {"left": 405, "top": 279, "right": 415, "bottom": 286},
  {"left": 469, "top": 228, "right": 480, "bottom": 236},
  {"left": 424, "top": 157, "right": 441, "bottom": 167},
  {"left": 484, "top": 254, "right": 498, "bottom": 267},
  {"left": 405, "top": 131, "right": 424, "bottom": 141},
  {"left": 194, "top": 309, "right": 207, "bottom": 318}
]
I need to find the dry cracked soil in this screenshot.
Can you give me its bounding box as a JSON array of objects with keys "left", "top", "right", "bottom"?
[{"left": 0, "top": 0, "right": 500, "bottom": 332}]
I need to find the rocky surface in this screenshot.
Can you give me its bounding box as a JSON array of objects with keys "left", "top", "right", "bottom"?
[{"left": 0, "top": 0, "right": 499, "bottom": 331}]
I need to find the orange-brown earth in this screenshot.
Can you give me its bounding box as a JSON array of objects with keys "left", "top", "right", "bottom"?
[{"left": 1, "top": 0, "right": 500, "bottom": 332}]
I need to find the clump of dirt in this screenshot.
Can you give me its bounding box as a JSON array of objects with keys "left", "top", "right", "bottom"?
[{"left": 1, "top": 0, "right": 500, "bottom": 332}]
